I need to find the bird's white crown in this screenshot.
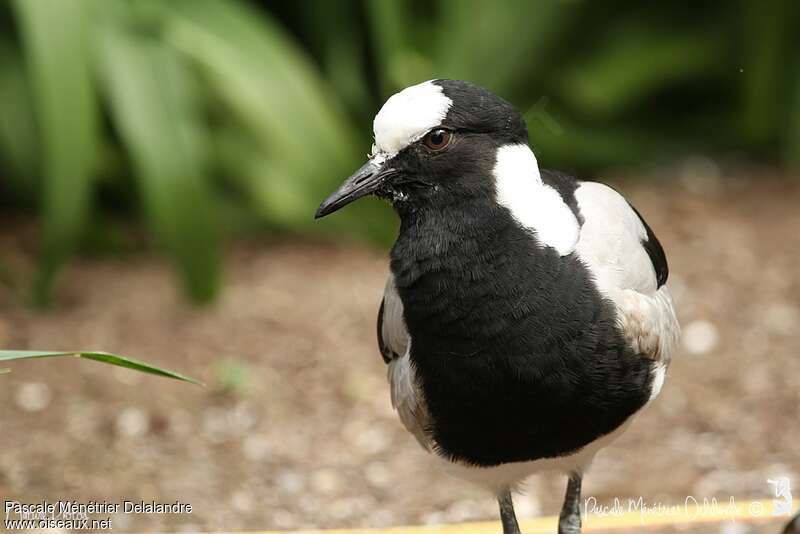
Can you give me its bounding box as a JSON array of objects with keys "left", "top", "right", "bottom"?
[{"left": 372, "top": 80, "right": 453, "bottom": 156}]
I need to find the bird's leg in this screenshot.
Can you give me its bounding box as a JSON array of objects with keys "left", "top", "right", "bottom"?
[
  {"left": 497, "top": 488, "right": 521, "bottom": 534},
  {"left": 558, "top": 472, "right": 583, "bottom": 534}
]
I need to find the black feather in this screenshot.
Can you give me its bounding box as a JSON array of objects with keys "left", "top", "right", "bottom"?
[
  {"left": 376, "top": 298, "right": 394, "bottom": 364},
  {"left": 390, "top": 191, "right": 653, "bottom": 466},
  {"left": 627, "top": 202, "right": 669, "bottom": 288}
]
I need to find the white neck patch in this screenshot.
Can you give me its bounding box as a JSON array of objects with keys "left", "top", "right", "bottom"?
[
  {"left": 373, "top": 81, "right": 452, "bottom": 156},
  {"left": 492, "top": 144, "right": 580, "bottom": 256}
]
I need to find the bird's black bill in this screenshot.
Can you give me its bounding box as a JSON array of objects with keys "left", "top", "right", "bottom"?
[{"left": 315, "top": 159, "right": 393, "bottom": 219}]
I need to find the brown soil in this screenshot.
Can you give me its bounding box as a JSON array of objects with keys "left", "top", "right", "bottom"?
[{"left": 1, "top": 169, "right": 798, "bottom": 533}]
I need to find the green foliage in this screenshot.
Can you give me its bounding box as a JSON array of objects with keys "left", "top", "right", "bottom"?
[
  {"left": 0, "top": 0, "right": 798, "bottom": 303},
  {"left": 12, "top": 0, "right": 100, "bottom": 306},
  {"left": 98, "top": 16, "right": 220, "bottom": 301},
  {"left": 0, "top": 350, "right": 202, "bottom": 385}
]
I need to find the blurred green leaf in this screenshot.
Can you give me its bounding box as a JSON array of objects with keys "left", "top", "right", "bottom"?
[
  {"left": 98, "top": 22, "right": 221, "bottom": 302},
  {"left": 740, "top": 0, "right": 794, "bottom": 146},
  {"left": 0, "top": 258, "right": 18, "bottom": 290},
  {"left": 213, "top": 127, "right": 307, "bottom": 229},
  {"left": 165, "top": 0, "right": 356, "bottom": 164},
  {"left": 214, "top": 358, "right": 251, "bottom": 395},
  {"left": 12, "top": 0, "right": 100, "bottom": 306},
  {"left": 163, "top": 0, "right": 390, "bottom": 239},
  {"left": 213, "top": 125, "right": 396, "bottom": 243},
  {"left": 434, "top": 0, "right": 570, "bottom": 96},
  {"left": 364, "top": 0, "right": 423, "bottom": 92},
  {"left": 304, "top": 0, "right": 370, "bottom": 116},
  {"left": 787, "top": 60, "right": 800, "bottom": 166},
  {"left": 557, "top": 28, "right": 723, "bottom": 118},
  {"left": 0, "top": 350, "right": 202, "bottom": 385},
  {"left": 0, "top": 38, "right": 40, "bottom": 198},
  {"left": 528, "top": 103, "right": 665, "bottom": 169}
]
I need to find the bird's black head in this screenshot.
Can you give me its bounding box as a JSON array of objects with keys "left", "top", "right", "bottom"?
[{"left": 315, "top": 80, "right": 529, "bottom": 218}]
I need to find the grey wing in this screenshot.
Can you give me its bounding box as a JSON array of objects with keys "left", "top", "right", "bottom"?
[
  {"left": 378, "top": 275, "right": 431, "bottom": 450},
  {"left": 573, "top": 182, "right": 680, "bottom": 400}
]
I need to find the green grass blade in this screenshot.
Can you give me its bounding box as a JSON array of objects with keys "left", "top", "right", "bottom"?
[
  {"left": 97, "top": 25, "right": 220, "bottom": 302},
  {"left": 0, "top": 350, "right": 202, "bottom": 385},
  {"left": 12, "top": 0, "right": 100, "bottom": 306}
]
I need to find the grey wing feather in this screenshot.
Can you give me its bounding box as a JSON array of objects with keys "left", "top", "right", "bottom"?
[
  {"left": 573, "top": 181, "right": 680, "bottom": 364},
  {"left": 379, "top": 275, "right": 430, "bottom": 450}
]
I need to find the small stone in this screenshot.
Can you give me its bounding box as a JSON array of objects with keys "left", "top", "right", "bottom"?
[
  {"left": 421, "top": 511, "right": 447, "bottom": 525},
  {"left": 369, "top": 509, "right": 396, "bottom": 527},
  {"left": 271, "top": 509, "right": 296, "bottom": 529},
  {"left": 364, "top": 461, "right": 391, "bottom": 489},
  {"left": 354, "top": 425, "right": 390, "bottom": 455},
  {"left": 445, "top": 499, "right": 484, "bottom": 522},
  {"left": 230, "top": 490, "right": 253, "bottom": 512},
  {"left": 242, "top": 434, "right": 271, "bottom": 461},
  {"left": 297, "top": 494, "right": 321, "bottom": 514},
  {"left": 330, "top": 497, "right": 367, "bottom": 520},
  {"left": 15, "top": 382, "right": 51, "bottom": 412},
  {"left": 116, "top": 407, "right": 149, "bottom": 437},
  {"left": 720, "top": 522, "right": 754, "bottom": 534},
  {"left": 202, "top": 408, "right": 229, "bottom": 444},
  {"left": 276, "top": 470, "right": 304, "bottom": 494},
  {"left": 229, "top": 401, "right": 257, "bottom": 434},
  {"left": 310, "top": 468, "right": 342, "bottom": 495},
  {"left": 683, "top": 320, "right": 719, "bottom": 355},
  {"left": 763, "top": 303, "right": 800, "bottom": 335}
]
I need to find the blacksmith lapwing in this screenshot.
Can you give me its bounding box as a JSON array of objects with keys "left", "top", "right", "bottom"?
[{"left": 316, "top": 80, "right": 680, "bottom": 534}]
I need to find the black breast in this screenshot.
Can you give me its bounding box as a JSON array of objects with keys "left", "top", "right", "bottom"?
[{"left": 390, "top": 200, "right": 653, "bottom": 466}]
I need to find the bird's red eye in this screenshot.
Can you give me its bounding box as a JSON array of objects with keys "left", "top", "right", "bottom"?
[{"left": 422, "top": 129, "right": 452, "bottom": 151}]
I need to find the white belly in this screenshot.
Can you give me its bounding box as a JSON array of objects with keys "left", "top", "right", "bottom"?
[{"left": 436, "top": 418, "right": 636, "bottom": 494}]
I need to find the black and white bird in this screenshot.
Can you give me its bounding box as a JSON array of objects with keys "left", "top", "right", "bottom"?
[{"left": 316, "top": 80, "right": 679, "bottom": 534}]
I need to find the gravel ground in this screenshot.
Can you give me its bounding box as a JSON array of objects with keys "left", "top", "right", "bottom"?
[{"left": 0, "top": 166, "right": 798, "bottom": 533}]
